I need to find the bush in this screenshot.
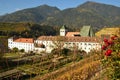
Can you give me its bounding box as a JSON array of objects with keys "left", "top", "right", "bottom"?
[
  {"left": 61, "top": 48, "right": 71, "bottom": 56},
  {"left": 51, "top": 48, "right": 71, "bottom": 56},
  {"left": 101, "top": 35, "right": 120, "bottom": 79},
  {"left": 12, "top": 47, "right": 18, "bottom": 53},
  {"left": 20, "top": 49, "right": 24, "bottom": 53}
]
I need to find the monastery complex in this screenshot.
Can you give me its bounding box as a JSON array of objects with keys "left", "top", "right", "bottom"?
[{"left": 8, "top": 25, "right": 120, "bottom": 53}]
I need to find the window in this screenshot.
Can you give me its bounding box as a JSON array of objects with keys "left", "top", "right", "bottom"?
[
  {"left": 76, "top": 43, "right": 78, "bottom": 45},
  {"left": 88, "top": 43, "right": 91, "bottom": 45},
  {"left": 72, "top": 43, "right": 74, "bottom": 45}
]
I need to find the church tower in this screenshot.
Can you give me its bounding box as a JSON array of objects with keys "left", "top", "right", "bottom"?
[{"left": 60, "top": 25, "right": 68, "bottom": 36}]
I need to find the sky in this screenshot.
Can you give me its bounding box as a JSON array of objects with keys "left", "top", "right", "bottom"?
[{"left": 0, "top": 0, "right": 120, "bottom": 16}]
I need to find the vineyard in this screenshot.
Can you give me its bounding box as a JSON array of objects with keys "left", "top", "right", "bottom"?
[
  {"left": 33, "top": 53, "right": 102, "bottom": 80},
  {"left": 0, "top": 51, "right": 82, "bottom": 80}
]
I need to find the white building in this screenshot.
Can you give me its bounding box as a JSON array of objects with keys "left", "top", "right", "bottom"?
[
  {"left": 8, "top": 36, "right": 101, "bottom": 53},
  {"left": 8, "top": 37, "right": 34, "bottom": 52},
  {"left": 8, "top": 25, "right": 102, "bottom": 53},
  {"left": 36, "top": 36, "right": 101, "bottom": 53}
]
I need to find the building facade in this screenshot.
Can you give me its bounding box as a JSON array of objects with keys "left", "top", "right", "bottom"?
[
  {"left": 36, "top": 36, "right": 101, "bottom": 53},
  {"left": 8, "top": 37, "right": 34, "bottom": 52},
  {"left": 8, "top": 25, "right": 102, "bottom": 53}
]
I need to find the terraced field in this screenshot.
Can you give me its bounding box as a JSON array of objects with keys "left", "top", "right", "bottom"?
[
  {"left": 33, "top": 54, "right": 103, "bottom": 80},
  {"left": 1, "top": 51, "right": 107, "bottom": 80}
]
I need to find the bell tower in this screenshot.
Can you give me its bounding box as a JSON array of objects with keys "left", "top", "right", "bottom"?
[{"left": 60, "top": 25, "right": 68, "bottom": 36}]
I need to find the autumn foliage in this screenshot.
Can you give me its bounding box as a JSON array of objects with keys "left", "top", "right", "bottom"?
[{"left": 101, "top": 35, "right": 120, "bottom": 79}]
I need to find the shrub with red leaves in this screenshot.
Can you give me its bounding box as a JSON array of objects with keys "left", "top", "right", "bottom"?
[
  {"left": 108, "top": 40, "right": 114, "bottom": 45},
  {"left": 103, "top": 38, "right": 108, "bottom": 42},
  {"left": 111, "top": 36, "right": 115, "bottom": 40},
  {"left": 111, "top": 35, "right": 118, "bottom": 40},
  {"left": 105, "top": 42, "right": 110, "bottom": 47},
  {"left": 102, "top": 45, "right": 107, "bottom": 50},
  {"left": 105, "top": 49, "right": 112, "bottom": 56},
  {"left": 101, "top": 35, "right": 120, "bottom": 79}
]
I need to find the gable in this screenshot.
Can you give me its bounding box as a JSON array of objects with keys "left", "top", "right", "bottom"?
[{"left": 80, "top": 25, "right": 95, "bottom": 37}]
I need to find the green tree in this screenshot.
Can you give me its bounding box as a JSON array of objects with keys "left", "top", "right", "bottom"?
[
  {"left": 61, "top": 48, "right": 70, "bottom": 56},
  {"left": 12, "top": 47, "right": 19, "bottom": 53},
  {"left": 20, "top": 49, "right": 25, "bottom": 53}
]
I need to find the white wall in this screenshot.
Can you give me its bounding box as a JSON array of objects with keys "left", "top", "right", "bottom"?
[
  {"left": 60, "top": 29, "right": 66, "bottom": 36},
  {"left": 35, "top": 40, "right": 55, "bottom": 53},
  {"left": 8, "top": 38, "right": 101, "bottom": 53},
  {"left": 63, "top": 42, "right": 101, "bottom": 53},
  {"left": 36, "top": 40, "right": 101, "bottom": 53},
  {"left": 8, "top": 38, "right": 34, "bottom": 52}
]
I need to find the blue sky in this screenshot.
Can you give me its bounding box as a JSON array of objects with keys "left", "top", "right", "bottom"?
[{"left": 0, "top": 0, "right": 120, "bottom": 15}]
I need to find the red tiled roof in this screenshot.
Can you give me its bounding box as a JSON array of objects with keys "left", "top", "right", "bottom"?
[
  {"left": 14, "top": 38, "right": 34, "bottom": 43},
  {"left": 37, "top": 36, "right": 101, "bottom": 43},
  {"left": 66, "top": 32, "right": 80, "bottom": 37}
]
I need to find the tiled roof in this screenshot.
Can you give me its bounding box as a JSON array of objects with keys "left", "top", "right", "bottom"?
[
  {"left": 14, "top": 38, "right": 34, "bottom": 43},
  {"left": 66, "top": 32, "right": 80, "bottom": 37},
  {"left": 37, "top": 36, "right": 101, "bottom": 43}
]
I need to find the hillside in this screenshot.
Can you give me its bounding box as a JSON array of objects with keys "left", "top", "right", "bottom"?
[
  {"left": 0, "top": 22, "right": 58, "bottom": 37},
  {"left": 96, "top": 27, "right": 120, "bottom": 37},
  {"left": 0, "top": 5, "right": 60, "bottom": 23},
  {"left": 0, "top": 1, "right": 120, "bottom": 30},
  {"left": 44, "top": 1, "right": 120, "bottom": 30}
]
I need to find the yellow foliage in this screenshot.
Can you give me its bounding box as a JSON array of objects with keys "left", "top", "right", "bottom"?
[{"left": 96, "top": 27, "right": 120, "bottom": 37}]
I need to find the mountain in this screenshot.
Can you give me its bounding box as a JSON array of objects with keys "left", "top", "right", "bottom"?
[
  {"left": 77, "top": 1, "right": 120, "bottom": 25},
  {"left": 0, "top": 5, "right": 60, "bottom": 23},
  {"left": 0, "top": 1, "right": 120, "bottom": 30},
  {"left": 43, "top": 1, "right": 120, "bottom": 30}
]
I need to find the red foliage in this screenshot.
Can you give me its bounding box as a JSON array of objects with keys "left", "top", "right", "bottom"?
[
  {"left": 111, "top": 35, "right": 118, "bottom": 40},
  {"left": 102, "top": 35, "right": 120, "bottom": 79},
  {"left": 105, "top": 49, "right": 112, "bottom": 56},
  {"left": 108, "top": 40, "right": 114, "bottom": 45},
  {"left": 102, "top": 36, "right": 116, "bottom": 56},
  {"left": 102, "top": 45, "right": 107, "bottom": 50},
  {"left": 105, "top": 42, "right": 110, "bottom": 47},
  {"left": 111, "top": 36, "right": 115, "bottom": 40},
  {"left": 104, "top": 38, "right": 108, "bottom": 42}
]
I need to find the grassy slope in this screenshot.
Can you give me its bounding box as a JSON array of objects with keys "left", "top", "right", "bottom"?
[
  {"left": 0, "top": 22, "right": 30, "bottom": 32},
  {"left": 95, "top": 27, "right": 120, "bottom": 37}
]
